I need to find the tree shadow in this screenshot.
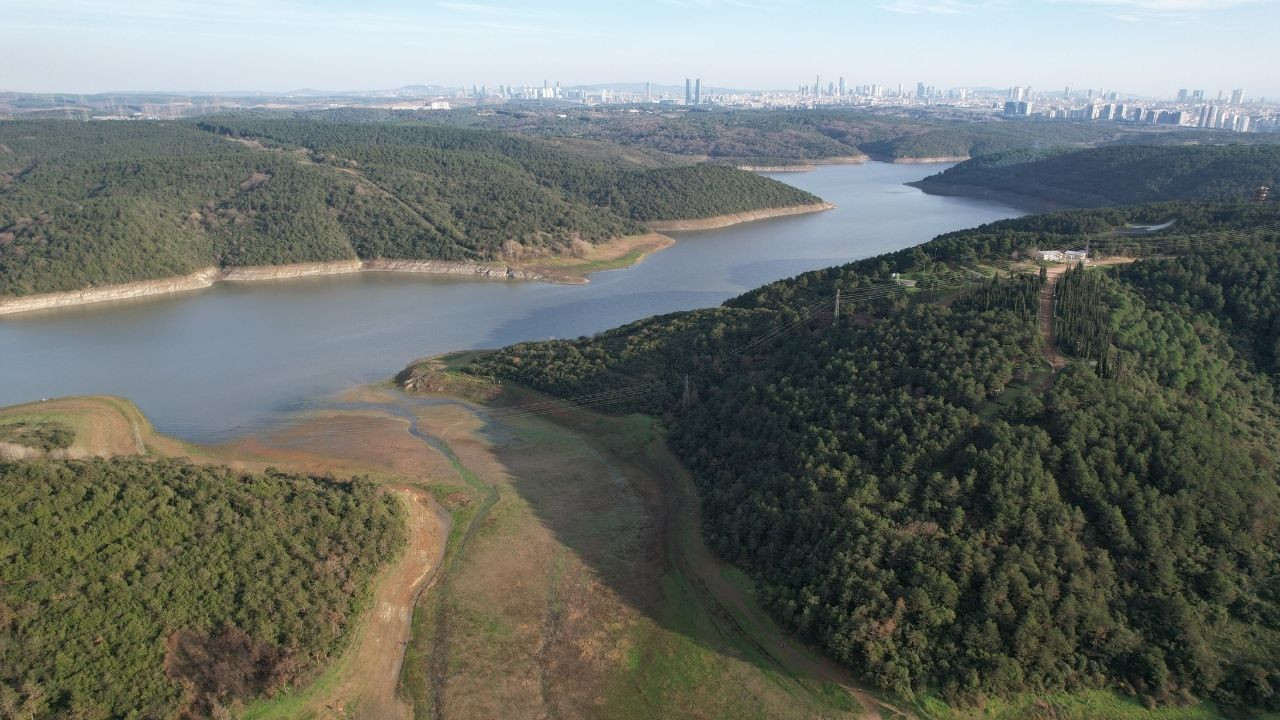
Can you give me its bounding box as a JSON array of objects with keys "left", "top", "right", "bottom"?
[{"left": 353, "top": 388, "right": 873, "bottom": 716}]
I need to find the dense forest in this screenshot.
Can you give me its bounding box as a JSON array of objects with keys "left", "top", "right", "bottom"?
[
  {"left": 0, "top": 118, "right": 817, "bottom": 296},
  {"left": 449, "top": 202, "right": 1280, "bottom": 714},
  {"left": 0, "top": 458, "right": 405, "bottom": 719},
  {"left": 913, "top": 144, "right": 1280, "bottom": 208},
  {"left": 403, "top": 106, "right": 1146, "bottom": 163}
]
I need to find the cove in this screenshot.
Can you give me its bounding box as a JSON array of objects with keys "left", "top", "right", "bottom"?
[{"left": 0, "top": 162, "right": 1024, "bottom": 439}]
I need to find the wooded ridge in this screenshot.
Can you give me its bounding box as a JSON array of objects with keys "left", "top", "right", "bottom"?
[
  {"left": 0, "top": 118, "right": 818, "bottom": 296},
  {"left": 455, "top": 202, "right": 1280, "bottom": 714}
]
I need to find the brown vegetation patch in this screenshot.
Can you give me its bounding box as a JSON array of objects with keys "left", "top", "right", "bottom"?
[
  {"left": 164, "top": 625, "right": 297, "bottom": 719},
  {"left": 442, "top": 491, "right": 472, "bottom": 508},
  {"left": 238, "top": 171, "right": 272, "bottom": 191}
]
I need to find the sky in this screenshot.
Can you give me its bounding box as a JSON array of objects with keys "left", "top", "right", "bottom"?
[{"left": 1, "top": 0, "right": 1277, "bottom": 98}]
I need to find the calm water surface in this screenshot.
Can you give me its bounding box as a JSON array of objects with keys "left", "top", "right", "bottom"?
[{"left": 0, "top": 163, "right": 1023, "bottom": 439}]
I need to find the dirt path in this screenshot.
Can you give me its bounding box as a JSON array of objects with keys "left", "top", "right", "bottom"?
[
  {"left": 1039, "top": 258, "right": 1137, "bottom": 379},
  {"left": 307, "top": 485, "right": 451, "bottom": 720},
  {"left": 1039, "top": 264, "right": 1069, "bottom": 371},
  {"left": 0, "top": 396, "right": 455, "bottom": 720}
]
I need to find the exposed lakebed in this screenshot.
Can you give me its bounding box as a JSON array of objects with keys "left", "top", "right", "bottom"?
[{"left": 0, "top": 162, "right": 1024, "bottom": 439}]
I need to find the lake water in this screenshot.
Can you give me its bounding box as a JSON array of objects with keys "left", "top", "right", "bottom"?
[{"left": 0, "top": 163, "right": 1023, "bottom": 439}]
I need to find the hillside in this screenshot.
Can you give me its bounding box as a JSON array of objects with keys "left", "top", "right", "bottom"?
[
  {"left": 437, "top": 203, "right": 1280, "bottom": 715},
  {"left": 0, "top": 119, "right": 819, "bottom": 296},
  {"left": 0, "top": 457, "right": 405, "bottom": 719},
  {"left": 912, "top": 144, "right": 1280, "bottom": 208}
]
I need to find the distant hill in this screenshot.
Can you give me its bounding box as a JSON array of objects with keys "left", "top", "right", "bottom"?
[
  {"left": 0, "top": 118, "right": 818, "bottom": 296},
  {"left": 912, "top": 144, "right": 1280, "bottom": 208},
  {"left": 424, "top": 107, "right": 1156, "bottom": 163}
]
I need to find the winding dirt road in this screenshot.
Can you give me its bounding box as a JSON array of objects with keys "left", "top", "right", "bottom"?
[{"left": 306, "top": 485, "right": 450, "bottom": 720}]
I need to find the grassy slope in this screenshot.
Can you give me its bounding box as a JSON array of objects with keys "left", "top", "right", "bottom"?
[{"left": 393, "top": 359, "right": 883, "bottom": 719}]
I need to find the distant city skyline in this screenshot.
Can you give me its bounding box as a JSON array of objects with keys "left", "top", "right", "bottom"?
[{"left": 1, "top": 0, "right": 1277, "bottom": 96}]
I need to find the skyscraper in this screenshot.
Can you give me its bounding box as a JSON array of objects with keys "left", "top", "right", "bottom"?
[
  {"left": 1177, "top": 88, "right": 1188, "bottom": 102},
  {"left": 815, "top": 74, "right": 821, "bottom": 96},
  {"left": 917, "top": 82, "right": 926, "bottom": 99},
  {"left": 1231, "top": 88, "right": 1244, "bottom": 105},
  {"left": 685, "top": 78, "right": 692, "bottom": 105},
  {"left": 838, "top": 77, "right": 846, "bottom": 96},
  {"left": 694, "top": 78, "right": 702, "bottom": 105}
]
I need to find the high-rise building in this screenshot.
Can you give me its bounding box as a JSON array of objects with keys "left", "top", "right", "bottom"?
[
  {"left": 645, "top": 82, "right": 651, "bottom": 102},
  {"left": 685, "top": 78, "right": 692, "bottom": 105},
  {"left": 1004, "top": 100, "right": 1030, "bottom": 116},
  {"left": 1231, "top": 88, "right": 1244, "bottom": 105},
  {"left": 1177, "top": 88, "right": 1188, "bottom": 102},
  {"left": 838, "top": 77, "right": 846, "bottom": 96},
  {"left": 1192, "top": 89, "right": 1204, "bottom": 101},
  {"left": 1064, "top": 86, "right": 1071, "bottom": 99},
  {"left": 814, "top": 74, "right": 821, "bottom": 96},
  {"left": 694, "top": 78, "right": 702, "bottom": 105},
  {"left": 917, "top": 82, "right": 926, "bottom": 99}
]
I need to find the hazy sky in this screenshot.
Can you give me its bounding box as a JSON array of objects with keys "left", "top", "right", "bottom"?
[{"left": 2, "top": 0, "right": 1277, "bottom": 97}]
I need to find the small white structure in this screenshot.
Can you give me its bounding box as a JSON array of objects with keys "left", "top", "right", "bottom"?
[{"left": 1035, "top": 249, "right": 1088, "bottom": 263}]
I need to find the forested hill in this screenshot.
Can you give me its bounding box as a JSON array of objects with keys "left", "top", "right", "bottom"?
[
  {"left": 0, "top": 119, "right": 817, "bottom": 296},
  {"left": 442, "top": 202, "right": 1280, "bottom": 715},
  {"left": 912, "top": 144, "right": 1280, "bottom": 208},
  {"left": 0, "top": 458, "right": 404, "bottom": 719}
]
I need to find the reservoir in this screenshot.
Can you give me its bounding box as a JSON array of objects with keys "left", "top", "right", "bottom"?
[{"left": 0, "top": 162, "right": 1023, "bottom": 439}]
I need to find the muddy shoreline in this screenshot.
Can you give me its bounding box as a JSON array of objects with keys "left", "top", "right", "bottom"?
[
  {"left": 0, "top": 259, "right": 549, "bottom": 316},
  {"left": 735, "top": 156, "right": 869, "bottom": 173},
  {"left": 645, "top": 201, "right": 834, "bottom": 232},
  {"left": 1, "top": 202, "right": 834, "bottom": 315},
  {"left": 905, "top": 179, "right": 1072, "bottom": 212}
]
